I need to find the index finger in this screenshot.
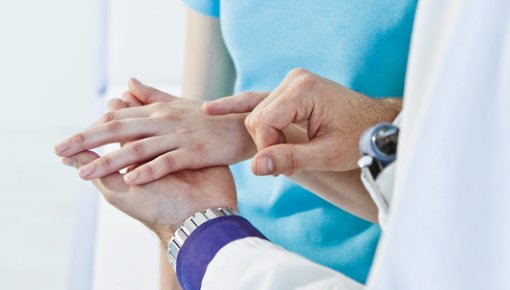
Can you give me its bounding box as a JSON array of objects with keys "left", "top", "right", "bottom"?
[
  {"left": 65, "top": 150, "right": 129, "bottom": 201},
  {"left": 54, "top": 118, "right": 157, "bottom": 157},
  {"left": 247, "top": 89, "right": 313, "bottom": 150}
]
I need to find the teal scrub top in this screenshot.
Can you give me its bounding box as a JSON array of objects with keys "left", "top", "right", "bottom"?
[{"left": 182, "top": 0, "right": 417, "bottom": 283}]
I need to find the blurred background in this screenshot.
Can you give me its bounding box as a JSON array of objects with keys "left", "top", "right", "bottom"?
[{"left": 0, "top": 0, "right": 187, "bottom": 289}]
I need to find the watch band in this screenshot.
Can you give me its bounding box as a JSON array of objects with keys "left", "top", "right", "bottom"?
[{"left": 167, "top": 207, "right": 238, "bottom": 271}]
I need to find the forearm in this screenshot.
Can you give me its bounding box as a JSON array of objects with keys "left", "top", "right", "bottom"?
[
  {"left": 279, "top": 115, "right": 389, "bottom": 223},
  {"left": 290, "top": 170, "right": 378, "bottom": 223},
  {"left": 181, "top": 9, "right": 235, "bottom": 101}
]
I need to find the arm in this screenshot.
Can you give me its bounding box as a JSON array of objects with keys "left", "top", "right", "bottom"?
[
  {"left": 162, "top": 9, "right": 236, "bottom": 290},
  {"left": 181, "top": 8, "right": 235, "bottom": 101},
  {"left": 61, "top": 152, "right": 364, "bottom": 290},
  {"left": 291, "top": 170, "right": 378, "bottom": 223},
  {"left": 201, "top": 238, "right": 364, "bottom": 290},
  {"left": 280, "top": 123, "right": 379, "bottom": 222},
  {"left": 205, "top": 69, "right": 402, "bottom": 222}
]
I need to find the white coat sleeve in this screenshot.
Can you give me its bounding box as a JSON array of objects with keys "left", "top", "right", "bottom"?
[
  {"left": 367, "top": 1, "right": 510, "bottom": 290},
  {"left": 202, "top": 237, "right": 364, "bottom": 290},
  {"left": 175, "top": 216, "right": 364, "bottom": 290}
]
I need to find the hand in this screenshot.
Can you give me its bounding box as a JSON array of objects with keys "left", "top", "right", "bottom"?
[
  {"left": 54, "top": 79, "right": 255, "bottom": 185},
  {"left": 62, "top": 151, "right": 237, "bottom": 243},
  {"left": 204, "top": 68, "right": 402, "bottom": 176}
]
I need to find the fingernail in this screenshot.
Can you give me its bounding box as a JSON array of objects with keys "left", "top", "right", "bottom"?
[
  {"left": 62, "top": 157, "right": 76, "bottom": 167},
  {"left": 256, "top": 157, "right": 274, "bottom": 175},
  {"left": 125, "top": 171, "right": 139, "bottom": 182},
  {"left": 79, "top": 164, "right": 96, "bottom": 178},
  {"left": 54, "top": 140, "right": 70, "bottom": 154}
]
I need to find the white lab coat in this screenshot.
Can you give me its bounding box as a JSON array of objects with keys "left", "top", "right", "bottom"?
[{"left": 200, "top": 1, "right": 510, "bottom": 289}]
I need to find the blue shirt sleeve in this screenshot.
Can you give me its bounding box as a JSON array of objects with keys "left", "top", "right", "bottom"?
[
  {"left": 182, "top": 0, "right": 220, "bottom": 18},
  {"left": 176, "top": 216, "right": 268, "bottom": 290}
]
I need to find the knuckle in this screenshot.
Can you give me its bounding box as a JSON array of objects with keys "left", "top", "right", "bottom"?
[
  {"left": 147, "top": 102, "right": 164, "bottom": 114},
  {"left": 120, "top": 90, "right": 131, "bottom": 99},
  {"left": 106, "top": 99, "right": 116, "bottom": 110},
  {"left": 191, "top": 142, "right": 204, "bottom": 153},
  {"left": 288, "top": 68, "right": 310, "bottom": 79},
  {"left": 176, "top": 126, "right": 193, "bottom": 135},
  {"left": 102, "top": 111, "right": 116, "bottom": 123},
  {"left": 296, "top": 73, "right": 317, "bottom": 89},
  {"left": 161, "top": 154, "right": 176, "bottom": 171},
  {"left": 245, "top": 113, "right": 263, "bottom": 131},
  {"left": 129, "top": 143, "right": 145, "bottom": 157},
  {"left": 244, "top": 115, "right": 255, "bottom": 131},
  {"left": 106, "top": 120, "right": 123, "bottom": 133},
  {"left": 145, "top": 93, "right": 159, "bottom": 104},
  {"left": 284, "top": 150, "right": 301, "bottom": 174},
  {"left": 101, "top": 155, "right": 113, "bottom": 168},
  {"left": 162, "top": 114, "right": 181, "bottom": 122},
  {"left": 153, "top": 101, "right": 166, "bottom": 109},
  {"left": 142, "top": 164, "right": 155, "bottom": 179},
  {"left": 70, "top": 133, "right": 85, "bottom": 145}
]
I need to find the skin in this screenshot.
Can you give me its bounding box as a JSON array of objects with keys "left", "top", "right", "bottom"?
[
  {"left": 55, "top": 78, "right": 253, "bottom": 186},
  {"left": 54, "top": 8, "right": 241, "bottom": 187},
  {"left": 205, "top": 68, "right": 402, "bottom": 175},
  {"left": 205, "top": 69, "right": 402, "bottom": 222},
  {"left": 58, "top": 9, "right": 236, "bottom": 290},
  {"left": 54, "top": 7, "right": 401, "bottom": 288},
  {"left": 61, "top": 151, "right": 237, "bottom": 245},
  {"left": 53, "top": 54, "right": 401, "bottom": 225}
]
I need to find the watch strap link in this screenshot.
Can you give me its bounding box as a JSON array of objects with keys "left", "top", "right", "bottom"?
[{"left": 167, "top": 207, "right": 238, "bottom": 270}]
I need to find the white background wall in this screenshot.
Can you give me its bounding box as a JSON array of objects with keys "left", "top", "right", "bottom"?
[{"left": 0, "top": 0, "right": 186, "bottom": 289}]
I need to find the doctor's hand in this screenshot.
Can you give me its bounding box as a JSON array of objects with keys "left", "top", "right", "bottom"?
[
  {"left": 62, "top": 151, "right": 237, "bottom": 242},
  {"left": 54, "top": 79, "right": 255, "bottom": 185},
  {"left": 204, "top": 68, "right": 401, "bottom": 176}
]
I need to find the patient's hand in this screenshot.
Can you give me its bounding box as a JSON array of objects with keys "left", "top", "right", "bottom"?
[
  {"left": 54, "top": 79, "right": 255, "bottom": 185},
  {"left": 62, "top": 150, "right": 237, "bottom": 242}
]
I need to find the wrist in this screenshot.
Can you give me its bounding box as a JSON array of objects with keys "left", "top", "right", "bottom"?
[
  {"left": 167, "top": 208, "right": 239, "bottom": 270},
  {"left": 376, "top": 97, "right": 402, "bottom": 122},
  {"left": 171, "top": 211, "right": 267, "bottom": 290},
  {"left": 156, "top": 204, "right": 239, "bottom": 245}
]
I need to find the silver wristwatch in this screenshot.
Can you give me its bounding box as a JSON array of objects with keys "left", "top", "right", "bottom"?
[{"left": 167, "top": 207, "right": 238, "bottom": 271}]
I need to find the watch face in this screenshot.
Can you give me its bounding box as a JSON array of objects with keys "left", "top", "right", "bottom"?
[{"left": 374, "top": 125, "right": 399, "bottom": 156}]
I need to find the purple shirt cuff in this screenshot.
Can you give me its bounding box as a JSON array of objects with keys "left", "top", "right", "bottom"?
[{"left": 176, "top": 215, "right": 267, "bottom": 290}]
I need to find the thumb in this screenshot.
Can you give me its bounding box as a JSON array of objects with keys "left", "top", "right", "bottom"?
[
  {"left": 251, "top": 142, "right": 326, "bottom": 176},
  {"left": 203, "top": 91, "right": 269, "bottom": 115},
  {"left": 63, "top": 150, "right": 129, "bottom": 196},
  {"left": 128, "top": 78, "right": 176, "bottom": 104}
]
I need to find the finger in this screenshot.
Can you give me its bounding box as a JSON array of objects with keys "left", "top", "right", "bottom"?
[
  {"left": 54, "top": 118, "right": 157, "bottom": 157},
  {"left": 121, "top": 90, "right": 143, "bottom": 107},
  {"left": 65, "top": 150, "right": 129, "bottom": 194},
  {"left": 247, "top": 89, "right": 312, "bottom": 149},
  {"left": 240, "top": 77, "right": 296, "bottom": 147},
  {"left": 89, "top": 98, "right": 127, "bottom": 128},
  {"left": 89, "top": 105, "right": 150, "bottom": 129},
  {"left": 203, "top": 92, "right": 269, "bottom": 115},
  {"left": 77, "top": 136, "right": 177, "bottom": 180},
  {"left": 129, "top": 78, "right": 177, "bottom": 104},
  {"left": 245, "top": 72, "right": 294, "bottom": 115},
  {"left": 123, "top": 149, "right": 190, "bottom": 185},
  {"left": 251, "top": 142, "right": 329, "bottom": 176},
  {"left": 107, "top": 98, "right": 129, "bottom": 111}
]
